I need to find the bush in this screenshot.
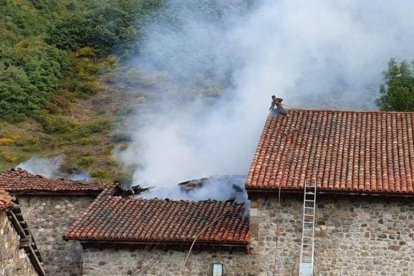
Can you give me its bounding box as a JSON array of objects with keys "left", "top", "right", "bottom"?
[
  {"left": 77, "top": 156, "right": 95, "bottom": 168},
  {"left": 34, "top": 112, "right": 77, "bottom": 134},
  {"left": 46, "top": 0, "right": 164, "bottom": 57},
  {"left": 0, "top": 40, "right": 69, "bottom": 120}
]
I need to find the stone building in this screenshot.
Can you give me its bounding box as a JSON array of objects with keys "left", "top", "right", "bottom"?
[
  {"left": 64, "top": 109, "right": 414, "bottom": 275},
  {"left": 2, "top": 109, "right": 414, "bottom": 275},
  {"left": 0, "top": 188, "right": 45, "bottom": 276},
  {"left": 0, "top": 169, "right": 106, "bottom": 276},
  {"left": 246, "top": 110, "right": 414, "bottom": 275},
  {"left": 64, "top": 187, "right": 251, "bottom": 275}
]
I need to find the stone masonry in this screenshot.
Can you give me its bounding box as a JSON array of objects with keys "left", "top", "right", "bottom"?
[
  {"left": 17, "top": 196, "right": 96, "bottom": 276},
  {"left": 249, "top": 194, "right": 414, "bottom": 276},
  {"left": 81, "top": 195, "right": 414, "bottom": 275},
  {"left": 0, "top": 211, "right": 38, "bottom": 276},
  {"left": 82, "top": 246, "right": 257, "bottom": 276}
]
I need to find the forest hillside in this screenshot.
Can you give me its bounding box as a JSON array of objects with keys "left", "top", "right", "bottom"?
[{"left": 0, "top": 0, "right": 164, "bottom": 182}]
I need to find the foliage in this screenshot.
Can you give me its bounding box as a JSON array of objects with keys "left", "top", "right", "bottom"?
[
  {"left": 0, "top": 0, "right": 163, "bottom": 121},
  {"left": 376, "top": 59, "right": 414, "bottom": 111},
  {"left": 0, "top": 0, "right": 165, "bottom": 181},
  {"left": 66, "top": 47, "right": 118, "bottom": 96},
  {"left": 34, "top": 112, "right": 78, "bottom": 134},
  {"left": 0, "top": 40, "right": 69, "bottom": 121},
  {"left": 46, "top": 0, "right": 164, "bottom": 57}
]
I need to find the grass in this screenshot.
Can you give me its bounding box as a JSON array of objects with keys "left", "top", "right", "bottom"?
[{"left": 0, "top": 80, "right": 126, "bottom": 183}]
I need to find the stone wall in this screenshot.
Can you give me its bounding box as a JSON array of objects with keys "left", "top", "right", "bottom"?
[
  {"left": 81, "top": 195, "right": 414, "bottom": 276},
  {"left": 249, "top": 194, "right": 414, "bottom": 276},
  {"left": 17, "top": 196, "right": 96, "bottom": 276},
  {"left": 82, "top": 246, "right": 258, "bottom": 276},
  {"left": 0, "top": 211, "right": 38, "bottom": 276}
]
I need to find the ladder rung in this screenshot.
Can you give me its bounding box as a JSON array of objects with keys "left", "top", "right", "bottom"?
[{"left": 301, "top": 181, "right": 316, "bottom": 272}]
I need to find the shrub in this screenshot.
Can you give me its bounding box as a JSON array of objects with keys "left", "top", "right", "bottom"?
[{"left": 34, "top": 112, "right": 77, "bottom": 134}]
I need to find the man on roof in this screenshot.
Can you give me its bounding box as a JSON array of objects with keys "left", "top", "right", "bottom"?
[{"left": 269, "top": 95, "right": 288, "bottom": 116}]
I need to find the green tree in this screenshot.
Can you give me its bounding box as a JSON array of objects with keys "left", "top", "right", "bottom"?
[
  {"left": 376, "top": 59, "right": 414, "bottom": 111},
  {"left": 0, "top": 40, "right": 69, "bottom": 121},
  {"left": 46, "top": 0, "right": 163, "bottom": 58}
]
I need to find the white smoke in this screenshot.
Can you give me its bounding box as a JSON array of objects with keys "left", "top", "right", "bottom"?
[
  {"left": 118, "top": 0, "right": 414, "bottom": 198},
  {"left": 140, "top": 175, "right": 247, "bottom": 202},
  {"left": 17, "top": 156, "right": 91, "bottom": 181}
]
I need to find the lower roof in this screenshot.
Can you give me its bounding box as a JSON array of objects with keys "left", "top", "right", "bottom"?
[
  {"left": 0, "top": 169, "right": 106, "bottom": 195},
  {"left": 64, "top": 188, "right": 250, "bottom": 247}
]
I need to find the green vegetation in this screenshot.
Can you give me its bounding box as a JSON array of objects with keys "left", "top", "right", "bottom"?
[
  {"left": 0, "top": 40, "right": 69, "bottom": 121},
  {"left": 0, "top": 0, "right": 164, "bottom": 182},
  {"left": 376, "top": 59, "right": 414, "bottom": 111},
  {"left": 46, "top": 0, "right": 163, "bottom": 57},
  {"left": 0, "top": 0, "right": 163, "bottom": 121}
]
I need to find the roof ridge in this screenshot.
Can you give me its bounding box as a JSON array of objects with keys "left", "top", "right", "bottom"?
[{"left": 285, "top": 108, "right": 414, "bottom": 114}]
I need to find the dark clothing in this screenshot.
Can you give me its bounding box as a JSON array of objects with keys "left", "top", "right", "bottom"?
[
  {"left": 269, "top": 99, "right": 277, "bottom": 111},
  {"left": 269, "top": 97, "right": 287, "bottom": 117},
  {"left": 274, "top": 106, "right": 288, "bottom": 116}
]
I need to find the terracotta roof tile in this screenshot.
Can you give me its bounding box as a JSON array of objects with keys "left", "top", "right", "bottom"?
[
  {"left": 0, "top": 188, "right": 12, "bottom": 210},
  {"left": 246, "top": 109, "right": 414, "bottom": 195},
  {"left": 0, "top": 169, "right": 106, "bottom": 195},
  {"left": 64, "top": 188, "right": 250, "bottom": 246}
]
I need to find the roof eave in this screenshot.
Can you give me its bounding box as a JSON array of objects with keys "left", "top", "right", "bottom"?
[
  {"left": 7, "top": 190, "right": 104, "bottom": 196},
  {"left": 246, "top": 187, "right": 414, "bottom": 198},
  {"left": 64, "top": 238, "right": 249, "bottom": 250}
]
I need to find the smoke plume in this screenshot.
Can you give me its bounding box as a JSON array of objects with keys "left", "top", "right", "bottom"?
[
  {"left": 118, "top": 0, "right": 414, "bottom": 198},
  {"left": 17, "top": 157, "right": 91, "bottom": 181}
]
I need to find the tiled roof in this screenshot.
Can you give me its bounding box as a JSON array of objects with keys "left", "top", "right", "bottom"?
[
  {"left": 246, "top": 109, "right": 414, "bottom": 195},
  {"left": 0, "top": 188, "right": 12, "bottom": 210},
  {"left": 64, "top": 188, "right": 250, "bottom": 246},
  {"left": 0, "top": 169, "right": 106, "bottom": 195}
]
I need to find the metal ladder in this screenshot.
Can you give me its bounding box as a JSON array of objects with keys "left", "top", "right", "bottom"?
[{"left": 299, "top": 180, "right": 316, "bottom": 276}]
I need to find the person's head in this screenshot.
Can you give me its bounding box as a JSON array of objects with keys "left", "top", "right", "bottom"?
[
  {"left": 272, "top": 95, "right": 276, "bottom": 100},
  {"left": 275, "top": 98, "right": 283, "bottom": 107}
]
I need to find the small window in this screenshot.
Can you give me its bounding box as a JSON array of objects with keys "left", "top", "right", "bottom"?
[{"left": 209, "top": 263, "right": 225, "bottom": 276}]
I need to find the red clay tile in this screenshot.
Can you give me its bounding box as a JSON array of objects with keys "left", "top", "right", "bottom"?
[
  {"left": 0, "top": 169, "right": 106, "bottom": 195},
  {"left": 246, "top": 110, "right": 414, "bottom": 195},
  {"left": 64, "top": 188, "right": 250, "bottom": 246},
  {"left": 0, "top": 189, "right": 12, "bottom": 210}
]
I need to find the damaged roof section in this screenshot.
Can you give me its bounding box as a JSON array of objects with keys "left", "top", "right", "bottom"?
[
  {"left": 64, "top": 188, "right": 250, "bottom": 247},
  {"left": 0, "top": 169, "right": 107, "bottom": 195},
  {"left": 247, "top": 109, "right": 414, "bottom": 195}
]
